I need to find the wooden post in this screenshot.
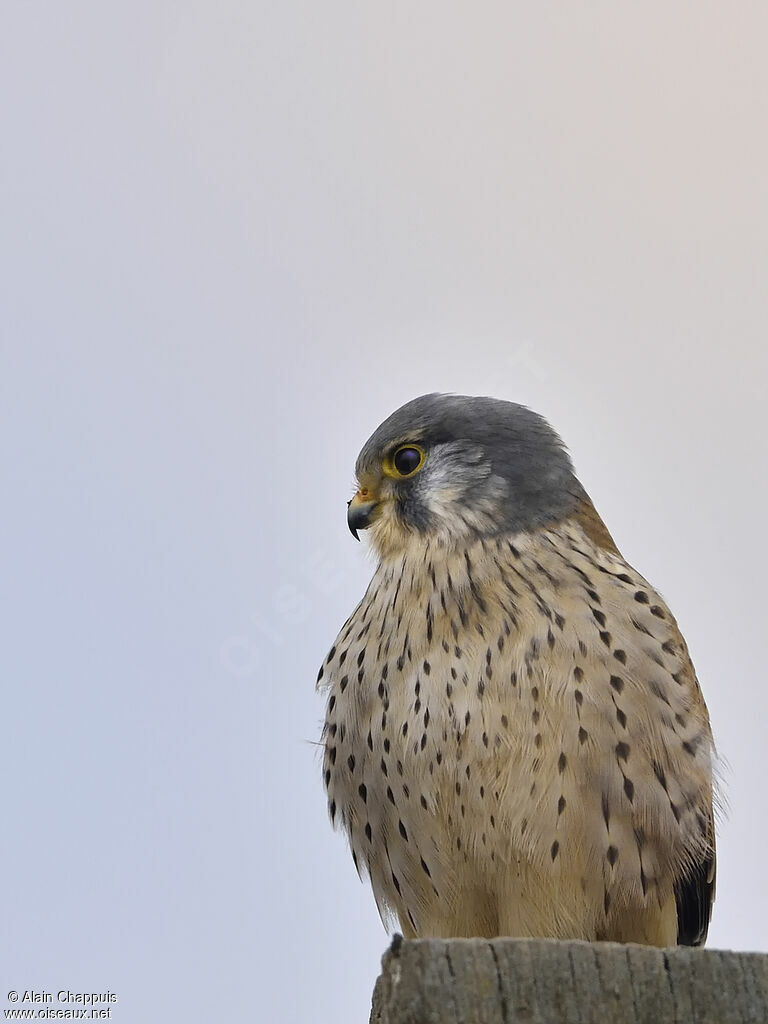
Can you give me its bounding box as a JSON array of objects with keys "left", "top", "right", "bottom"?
[{"left": 370, "top": 936, "right": 768, "bottom": 1023}]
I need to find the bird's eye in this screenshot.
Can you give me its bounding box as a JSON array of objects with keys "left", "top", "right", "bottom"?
[{"left": 391, "top": 445, "right": 424, "bottom": 478}]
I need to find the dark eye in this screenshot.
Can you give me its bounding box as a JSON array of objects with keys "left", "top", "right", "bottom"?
[{"left": 392, "top": 446, "right": 424, "bottom": 477}]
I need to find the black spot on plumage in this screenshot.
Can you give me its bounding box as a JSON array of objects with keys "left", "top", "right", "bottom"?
[
  {"left": 329, "top": 799, "right": 336, "bottom": 823},
  {"left": 328, "top": 695, "right": 336, "bottom": 712},
  {"left": 616, "top": 742, "right": 630, "bottom": 762},
  {"left": 317, "top": 666, "right": 324, "bottom": 682},
  {"left": 599, "top": 631, "right": 612, "bottom": 647},
  {"left": 592, "top": 608, "right": 606, "bottom": 627},
  {"left": 324, "top": 769, "right": 331, "bottom": 786},
  {"left": 558, "top": 752, "right": 567, "bottom": 773},
  {"left": 558, "top": 795, "right": 566, "bottom": 815},
  {"left": 613, "top": 649, "right": 627, "bottom": 665},
  {"left": 623, "top": 777, "right": 635, "bottom": 802},
  {"left": 602, "top": 793, "right": 611, "bottom": 830},
  {"left": 650, "top": 605, "right": 666, "bottom": 618},
  {"left": 386, "top": 786, "right": 395, "bottom": 805},
  {"left": 358, "top": 783, "right": 367, "bottom": 802},
  {"left": 650, "top": 679, "right": 671, "bottom": 706},
  {"left": 634, "top": 591, "right": 649, "bottom": 604},
  {"left": 339, "top": 649, "right": 348, "bottom": 665},
  {"left": 578, "top": 726, "right": 588, "bottom": 744},
  {"left": 340, "top": 675, "right": 349, "bottom": 692},
  {"left": 574, "top": 689, "right": 583, "bottom": 706},
  {"left": 616, "top": 707, "right": 627, "bottom": 729},
  {"left": 365, "top": 822, "right": 372, "bottom": 842},
  {"left": 607, "top": 845, "right": 618, "bottom": 866},
  {"left": 398, "top": 820, "right": 408, "bottom": 841},
  {"left": 610, "top": 675, "right": 624, "bottom": 693},
  {"left": 329, "top": 747, "right": 337, "bottom": 765},
  {"left": 551, "top": 841, "right": 560, "bottom": 861},
  {"left": 347, "top": 754, "right": 355, "bottom": 772}
]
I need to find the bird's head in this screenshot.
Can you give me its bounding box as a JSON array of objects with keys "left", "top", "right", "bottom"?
[{"left": 348, "top": 393, "right": 586, "bottom": 558}]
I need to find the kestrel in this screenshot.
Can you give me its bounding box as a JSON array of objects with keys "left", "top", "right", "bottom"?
[{"left": 318, "top": 394, "right": 715, "bottom": 946}]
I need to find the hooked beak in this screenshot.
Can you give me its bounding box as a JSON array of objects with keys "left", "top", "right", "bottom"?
[{"left": 347, "top": 491, "right": 379, "bottom": 540}]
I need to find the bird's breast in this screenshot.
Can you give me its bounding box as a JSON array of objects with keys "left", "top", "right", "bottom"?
[{"left": 319, "top": 525, "right": 714, "bottom": 931}]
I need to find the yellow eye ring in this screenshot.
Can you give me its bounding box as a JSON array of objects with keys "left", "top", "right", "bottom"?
[{"left": 385, "top": 444, "right": 425, "bottom": 479}]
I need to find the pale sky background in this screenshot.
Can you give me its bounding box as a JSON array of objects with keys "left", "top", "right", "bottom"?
[{"left": 2, "top": 3, "right": 767, "bottom": 1022}]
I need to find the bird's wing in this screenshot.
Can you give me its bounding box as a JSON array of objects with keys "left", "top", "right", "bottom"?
[
  {"left": 666, "top": 629, "right": 717, "bottom": 947},
  {"left": 675, "top": 809, "right": 716, "bottom": 945}
]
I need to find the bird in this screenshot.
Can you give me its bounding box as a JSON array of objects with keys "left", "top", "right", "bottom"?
[{"left": 317, "top": 393, "right": 715, "bottom": 946}]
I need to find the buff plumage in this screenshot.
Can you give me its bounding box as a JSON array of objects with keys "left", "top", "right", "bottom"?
[{"left": 318, "top": 394, "right": 715, "bottom": 945}]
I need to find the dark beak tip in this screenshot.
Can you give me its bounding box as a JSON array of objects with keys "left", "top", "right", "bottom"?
[{"left": 347, "top": 498, "right": 376, "bottom": 540}]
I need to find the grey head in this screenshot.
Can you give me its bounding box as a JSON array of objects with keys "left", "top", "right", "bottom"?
[{"left": 347, "top": 393, "right": 588, "bottom": 554}]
